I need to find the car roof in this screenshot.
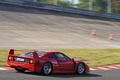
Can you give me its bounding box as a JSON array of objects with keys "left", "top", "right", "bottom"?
[
  {"left": 34, "top": 50, "right": 54, "bottom": 53},
  {"left": 33, "top": 50, "right": 65, "bottom": 57}
]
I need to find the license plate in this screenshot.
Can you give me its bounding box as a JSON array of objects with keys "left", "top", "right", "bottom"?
[{"left": 16, "top": 58, "right": 25, "bottom": 62}]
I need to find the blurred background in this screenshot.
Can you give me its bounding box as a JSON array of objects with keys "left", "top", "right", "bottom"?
[{"left": 29, "top": 0, "right": 120, "bottom": 14}]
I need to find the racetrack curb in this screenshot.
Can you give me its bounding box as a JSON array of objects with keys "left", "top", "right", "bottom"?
[
  {"left": 1, "top": 64, "right": 120, "bottom": 71},
  {"left": 90, "top": 64, "right": 120, "bottom": 70}
]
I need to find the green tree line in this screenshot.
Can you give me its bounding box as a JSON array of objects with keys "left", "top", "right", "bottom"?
[
  {"left": 37, "top": 0, "right": 72, "bottom": 7},
  {"left": 36, "top": 0, "right": 119, "bottom": 14}
]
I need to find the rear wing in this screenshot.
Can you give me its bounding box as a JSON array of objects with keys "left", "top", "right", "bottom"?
[
  {"left": 9, "top": 49, "right": 14, "bottom": 56},
  {"left": 8, "top": 49, "right": 39, "bottom": 58},
  {"left": 8, "top": 49, "right": 40, "bottom": 64}
]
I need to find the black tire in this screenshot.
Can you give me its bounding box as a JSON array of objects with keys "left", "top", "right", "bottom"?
[
  {"left": 42, "top": 62, "right": 52, "bottom": 75},
  {"left": 15, "top": 67, "right": 25, "bottom": 73},
  {"left": 76, "top": 63, "right": 85, "bottom": 75}
]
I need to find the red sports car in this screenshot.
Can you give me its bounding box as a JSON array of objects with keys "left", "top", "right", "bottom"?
[{"left": 7, "top": 49, "right": 89, "bottom": 75}]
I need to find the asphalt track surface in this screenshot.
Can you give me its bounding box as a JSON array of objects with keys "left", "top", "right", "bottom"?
[
  {"left": 0, "top": 3, "right": 120, "bottom": 49},
  {"left": 0, "top": 69, "right": 120, "bottom": 80}
]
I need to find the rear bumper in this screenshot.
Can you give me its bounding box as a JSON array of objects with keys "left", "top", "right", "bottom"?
[{"left": 8, "top": 62, "right": 35, "bottom": 72}]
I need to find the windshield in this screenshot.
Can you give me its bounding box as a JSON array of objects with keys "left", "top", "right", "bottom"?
[{"left": 20, "top": 50, "right": 48, "bottom": 57}]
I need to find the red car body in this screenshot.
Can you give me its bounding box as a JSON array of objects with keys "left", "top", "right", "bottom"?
[{"left": 7, "top": 49, "right": 89, "bottom": 75}]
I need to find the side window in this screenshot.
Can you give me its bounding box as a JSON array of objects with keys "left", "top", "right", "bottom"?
[
  {"left": 49, "top": 54, "right": 57, "bottom": 59},
  {"left": 64, "top": 56, "right": 71, "bottom": 60},
  {"left": 55, "top": 53, "right": 70, "bottom": 60}
]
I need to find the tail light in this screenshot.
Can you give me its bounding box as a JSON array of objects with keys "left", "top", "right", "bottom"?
[
  {"left": 29, "top": 59, "right": 34, "bottom": 64},
  {"left": 8, "top": 56, "right": 14, "bottom": 61}
]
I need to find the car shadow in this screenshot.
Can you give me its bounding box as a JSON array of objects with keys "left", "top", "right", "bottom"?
[
  {"left": 16, "top": 71, "right": 102, "bottom": 78},
  {"left": 46, "top": 73, "right": 102, "bottom": 78}
]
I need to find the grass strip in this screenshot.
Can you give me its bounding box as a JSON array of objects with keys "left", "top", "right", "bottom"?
[{"left": 0, "top": 49, "right": 120, "bottom": 67}]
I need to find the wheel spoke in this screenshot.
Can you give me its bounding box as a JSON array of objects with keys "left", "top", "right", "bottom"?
[
  {"left": 77, "top": 63, "right": 85, "bottom": 74},
  {"left": 43, "top": 63, "right": 52, "bottom": 75}
]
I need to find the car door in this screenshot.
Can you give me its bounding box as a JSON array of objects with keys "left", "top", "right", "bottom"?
[{"left": 55, "top": 52, "right": 74, "bottom": 72}]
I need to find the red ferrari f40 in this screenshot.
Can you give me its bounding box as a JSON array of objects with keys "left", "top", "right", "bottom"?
[{"left": 7, "top": 49, "right": 89, "bottom": 75}]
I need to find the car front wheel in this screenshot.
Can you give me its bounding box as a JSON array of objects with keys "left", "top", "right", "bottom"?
[{"left": 76, "top": 63, "right": 85, "bottom": 75}]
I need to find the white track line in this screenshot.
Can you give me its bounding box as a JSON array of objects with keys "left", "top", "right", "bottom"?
[{"left": 0, "top": 68, "right": 6, "bottom": 70}]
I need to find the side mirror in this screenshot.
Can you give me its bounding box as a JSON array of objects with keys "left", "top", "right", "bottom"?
[{"left": 71, "top": 58, "right": 74, "bottom": 61}]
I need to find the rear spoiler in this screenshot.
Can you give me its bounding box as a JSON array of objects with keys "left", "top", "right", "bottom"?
[
  {"left": 9, "top": 49, "right": 14, "bottom": 56},
  {"left": 8, "top": 49, "right": 39, "bottom": 59}
]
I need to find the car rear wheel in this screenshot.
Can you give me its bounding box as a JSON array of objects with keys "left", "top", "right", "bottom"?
[
  {"left": 76, "top": 63, "right": 85, "bottom": 75},
  {"left": 15, "top": 67, "right": 25, "bottom": 73},
  {"left": 42, "top": 62, "right": 52, "bottom": 75}
]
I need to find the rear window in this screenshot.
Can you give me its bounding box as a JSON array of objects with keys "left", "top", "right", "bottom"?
[{"left": 20, "top": 50, "right": 48, "bottom": 57}]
